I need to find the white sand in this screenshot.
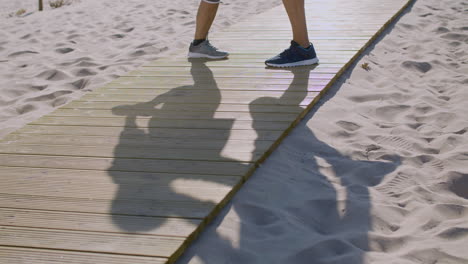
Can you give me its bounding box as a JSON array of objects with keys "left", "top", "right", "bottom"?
[
  {"left": 1, "top": 0, "right": 468, "bottom": 263},
  {"left": 0, "top": 0, "right": 282, "bottom": 137},
  {"left": 176, "top": 0, "right": 468, "bottom": 263}
]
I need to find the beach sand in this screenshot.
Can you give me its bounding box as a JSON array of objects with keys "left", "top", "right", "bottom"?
[
  {"left": 175, "top": 0, "right": 468, "bottom": 263},
  {"left": 1, "top": 0, "right": 468, "bottom": 263}
]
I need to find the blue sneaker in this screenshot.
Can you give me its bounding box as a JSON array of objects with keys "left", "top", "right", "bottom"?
[{"left": 265, "top": 40, "right": 319, "bottom": 67}]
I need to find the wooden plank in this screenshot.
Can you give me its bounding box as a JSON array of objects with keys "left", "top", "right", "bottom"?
[
  {"left": 102, "top": 82, "right": 327, "bottom": 91},
  {"left": 80, "top": 90, "right": 320, "bottom": 101},
  {"left": 0, "top": 154, "right": 251, "bottom": 176},
  {"left": 64, "top": 101, "right": 306, "bottom": 113},
  {"left": 96, "top": 85, "right": 326, "bottom": 92},
  {"left": 0, "top": 167, "right": 242, "bottom": 218},
  {"left": 12, "top": 125, "right": 283, "bottom": 140},
  {"left": 109, "top": 76, "right": 331, "bottom": 85},
  {"left": 0, "top": 169, "right": 239, "bottom": 202},
  {"left": 222, "top": 36, "right": 372, "bottom": 40},
  {"left": 47, "top": 108, "right": 300, "bottom": 121},
  {"left": 1, "top": 133, "right": 270, "bottom": 150},
  {"left": 218, "top": 39, "right": 369, "bottom": 45},
  {"left": 29, "top": 117, "right": 293, "bottom": 131},
  {"left": 0, "top": 140, "right": 268, "bottom": 162},
  {"left": 0, "top": 193, "right": 215, "bottom": 218},
  {"left": 136, "top": 66, "right": 342, "bottom": 74},
  {"left": 75, "top": 95, "right": 316, "bottom": 106},
  {"left": 124, "top": 70, "right": 340, "bottom": 78},
  {"left": 0, "top": 208, "right": 199, "bottom": 236},
  {"left": 0, "top": 226, "right": 184, "bottom": 257},
  {"left": 211, "top": 30, "right": 377, "bottom": 35},
  {"left": 0, "top": 246, "right": 166, "bottom": 264},
  {"left": 0, "top": 166, "right": 239, "bottom": 188},
  {"left": 225, "top": 26, "right": 386, "bottom": 31},
  {"left": 143, "top": 61, "right": 343, "bottom": 68}
]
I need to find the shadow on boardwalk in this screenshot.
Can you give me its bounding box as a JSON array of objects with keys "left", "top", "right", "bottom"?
[
  {"left": 108, "top": 60, "right": 401, "bottom": 263},
  {"left": 108, "top": 59, "right": 243, "bottom": 231}
]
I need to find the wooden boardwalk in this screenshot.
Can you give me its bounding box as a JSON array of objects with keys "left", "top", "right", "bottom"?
[{"left": 0, "top": 0, "right": 411, "bottom": 263}]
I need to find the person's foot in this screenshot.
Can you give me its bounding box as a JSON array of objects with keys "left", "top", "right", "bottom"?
[
  {"left": 188, "top": 40, "right": 229, "bottom": 59},
  {"left": 265, "top": 41, "right": 319, "bottom": 67}
]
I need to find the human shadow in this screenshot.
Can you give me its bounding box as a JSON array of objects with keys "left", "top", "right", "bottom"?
[
  {"left": 176, "top": 65, "right": 402, "bottom": 263},
  {"left": 108, "top": 59, "right": 250, "bottom": 231}
]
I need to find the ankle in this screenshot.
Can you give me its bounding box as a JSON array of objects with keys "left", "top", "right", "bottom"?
[
  {"left": 192, "top": 39, "right": 206, "bottom": 46},
  {"left": 293, "top": 39, "right": 311, "bottom": 49}
]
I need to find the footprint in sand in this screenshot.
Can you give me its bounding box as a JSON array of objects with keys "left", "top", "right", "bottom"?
[
  {"left": 409, "top": 155, "right": 444, "bottom": 170},
  {"left": 401, "top": 61, "right": 432, "bottom": 73},
  {"left": 24, "top": 90, "right": 73, "bottom": 102},
  {"left": 376, "top": 171, "right": 415, "bottom": 199},
  {"left": 121, "top": 27, "right": 134, "bottom": 33},
  {"left": 60, "top": 57, "right": 95, "bottom": 67},
  {"left": 74, "top": 68, "right": 97, "bottom": 77},
  {"left": 446, "top": 172, "right": 468, "bottom": 199},
  {"left": 375, "top": 104, "right": 411, "bottom": 122},
  {"left": 235, "top": 202, "right": 281, "bottom": 226},
  {"left": 111, "top": 34, "right": 125, "bottom": 39},
  {"left": 31, "top": 85, "right": 48, "bottom": 91},
  {"left": 441, "top": 33, "right": 468, "bottom": 43},
  {"left": 8, "top": 50, "right": 39, "bottom": 57},
  {"left": 70, "top": 78, "right": 89, "bottom": 90},
  {"left": 36, "top": 69, "right": 70, "bottom": 81},
  {"left": 336, "top": 120, "right": 361, "bottom": 132},
  {"left": 347, "top": 93, "right": 386, "bottom": 103},
  {"left": 437, "top": 227, "right": 468, "bottom": 240},
  {"left": 55, "top": 47, "right": 74, "bottom": 54},
  {"left": 20, "top": 34, "right": 32, "bottom": 39},
  {"left": 370, "top": 135, "right": 417, "bottom": 153},
  {"left": 16, "top": 104, "right": 36, "bottom": 115},
  {"left": 67, "top": 34, "right": 82, "bottom": 40}
]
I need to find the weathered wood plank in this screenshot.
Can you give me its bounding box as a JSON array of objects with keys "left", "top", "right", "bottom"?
[
  {"left": 64, "top": 101, "right": 306, "bottom": 113},
  {"left": 0, "top": 166, "right": 239, "bottom": 187},
  {"left": 0, "top": 168, "right": 240, "bottom": 204},
  {"left": 0, "top": 169, "right": 239, "bottom": 202},
  {"left": 0, "top": 133, "right": 269, "bottom": 150},
  {"left": 0, "top": 141, "right": 267, "bottom": 162},
  {"left": 97, "top": 85, "right": 326, "bottom": 92},
  {"left": 29, "top": 117, "right": 293, "bottom": 131},
  {"left": 0, "top": 208, "right": 199, "bottom": 236},
  {"left": 47, "top": 108, "right": 299, "bottom": 121},
  {"left": 77, "top": 94, "right": 317, "bottom": 105},
  {"left": 12, "top": 125, "right": 283, "bottom": 140},
  {"left": 0, "top": 154, "right": 251, "bottom": 176},
  {"left": 108, "top": 76, "right": 330, "bottom": 86},
  {"left": 124, "top": 71, "right": 340, "bottom": 78},
  {"left": 0, "top": 246, "right": 167, "bottom": 264},
  {"left": 79, "top": 91, "right": 320, "bottom": 102},
  {"left": 134, "top": 67, "right": 341, "bottom": 75},
  {"left": 0, "top": 226, "right": 184, "bottom": 257},
  {"left": 0, "top": 193, "right": 215, "bottom": 218}
]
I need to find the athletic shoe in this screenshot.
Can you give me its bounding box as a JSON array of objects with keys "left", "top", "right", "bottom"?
[
  {"left": 265, "top": 40, "right": 319, "bottom": 67},
  {"left": 188, "top": 40, "right": 229, "bottom": 59}
]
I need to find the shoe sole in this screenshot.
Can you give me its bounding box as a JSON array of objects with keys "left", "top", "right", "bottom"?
[
  {"left": 188, "top": 52, "right": 229, "bottom": 59},
  {"left": 265, "top": 57, "right": 319, "bottom": 68}
]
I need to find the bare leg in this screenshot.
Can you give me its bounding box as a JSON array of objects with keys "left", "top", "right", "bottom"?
[
  {"left": 282, "top": 0, "right": 310, "bottom": 48},
  {"left": 194, "top": 1, "right": 220, "bottom": 40}
]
